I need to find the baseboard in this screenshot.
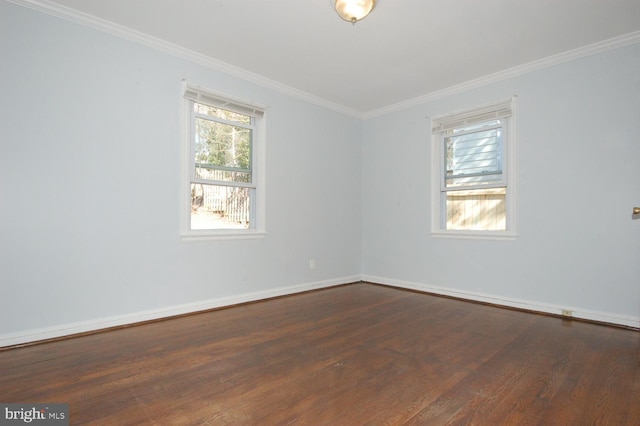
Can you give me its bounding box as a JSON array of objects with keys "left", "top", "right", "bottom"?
[
  {"left": 362, "top": 275, "right": 640, "bottom": 330},
  {"left": 3, "top": 274, "right": 636, "bottom": 348},
  {"left": 0, "top": 276, "right": 360, "bottom": 348}
]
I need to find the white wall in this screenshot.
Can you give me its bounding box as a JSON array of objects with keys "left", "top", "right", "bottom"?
[
  {"left": 0, "top": 2, "right": 362, "bottom": 344},
  {"left": 362, "top": 43, "right": 640, "bottom": 326}
]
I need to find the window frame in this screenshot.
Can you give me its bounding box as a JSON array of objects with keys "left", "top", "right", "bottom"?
[
  {"left": 430, "top": 98, "right": 517, "bottom": 240},
  {"left": 180, "top": 82, "right": 266, "bottom": 240}
]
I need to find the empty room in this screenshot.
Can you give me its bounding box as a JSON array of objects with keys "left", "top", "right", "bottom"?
[{"left": 1, "top": 0, "right": 639, "bottom": 424}]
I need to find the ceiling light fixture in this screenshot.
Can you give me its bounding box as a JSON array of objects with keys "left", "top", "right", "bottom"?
[{"left": 333, "top": 0, "right": 377, "bottom": 24}]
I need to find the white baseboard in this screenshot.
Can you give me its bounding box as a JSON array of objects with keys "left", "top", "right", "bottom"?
[
  {"left": 3, "top": 274, "right": 636, "bottom": 348},
  {"left": 0, "top": 276, "right": 360, "bottom": 348},
  {"left": 362, "top": 275, "right": 640, "bottom": 330}
]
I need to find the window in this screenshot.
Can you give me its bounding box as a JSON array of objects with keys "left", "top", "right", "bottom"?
[
  {"left": 431, "top": 99, "right": 516, "bottom": 238},
  {"left": 181, "top": 83, "right": 266, "bottom": 239}
]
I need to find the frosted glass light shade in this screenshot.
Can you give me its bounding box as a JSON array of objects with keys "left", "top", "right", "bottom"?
[{"left": 333, "top": 0, "right": 377, "bottom": 23}]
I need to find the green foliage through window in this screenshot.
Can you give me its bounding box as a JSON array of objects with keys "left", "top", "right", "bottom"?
[{"left": 194, "top": 103, "right": 252, "bottom": 184}]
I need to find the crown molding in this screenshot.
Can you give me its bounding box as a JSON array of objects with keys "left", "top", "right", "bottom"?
[
  {"left": 7, "top": 0, "right": 639, "bottom": 121},
  {"left": 363, "top": 30, "right": 640, "bottom": 119},
  {"left": 6, "top": 0, "right": 365, "bottom": 119}
]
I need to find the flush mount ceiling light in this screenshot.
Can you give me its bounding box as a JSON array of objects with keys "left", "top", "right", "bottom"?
[{"left": 333, "top": 0, "right": 377, "bottom": 24}]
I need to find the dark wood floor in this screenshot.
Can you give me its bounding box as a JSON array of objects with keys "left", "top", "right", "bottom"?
[{"left": 1, "top": 283, "right": 639, "bottom": 425}]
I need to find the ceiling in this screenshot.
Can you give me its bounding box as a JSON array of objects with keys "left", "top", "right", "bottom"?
[{"left": 23, "top": 0, "right": 640, "bottom": 114}]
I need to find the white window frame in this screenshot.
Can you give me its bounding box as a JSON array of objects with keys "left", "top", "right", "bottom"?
[
  {"left": 430, "top": 98, "right": 517, "bottom": 240},
  {"left": 180, "top": 82, "right": 266, "bottom": 240}
]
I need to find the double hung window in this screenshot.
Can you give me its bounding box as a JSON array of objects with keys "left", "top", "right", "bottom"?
[
  {"left": 431, "top": 99, "right": 516, "bottom": 237},
  {"left": 181, "top": 83, "right": 265, "bottom": 239}
]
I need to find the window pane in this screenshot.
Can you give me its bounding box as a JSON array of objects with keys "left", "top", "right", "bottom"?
[
  {"left": 194, "top": 167, "right": 251, "bottom": 184},
  {"left": 445, "top": 122, "right": 502, "bottom": 188},
  {"left": 446, "top": 188, "right": 506, "bottom": 230},
  {"left": 190, "top": 184, "right": 252, "bottom": 230},
  {"left": 195, "top": 117, "right": 252, "bottom": 178},
  {"left": 194, "top": 103, "right": 251, "bottom": 124}
]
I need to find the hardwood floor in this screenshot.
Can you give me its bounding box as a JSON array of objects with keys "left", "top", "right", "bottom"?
[{"left": 1, "top": 283, "right": 639, "bottom": 425}]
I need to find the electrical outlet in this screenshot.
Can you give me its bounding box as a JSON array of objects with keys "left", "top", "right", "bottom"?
[
  {"left": 561, "top": 309, "right": 573, "bottom": 317},
  {"left": 309, "top": 259, "right": 315, "bottom": 270}
]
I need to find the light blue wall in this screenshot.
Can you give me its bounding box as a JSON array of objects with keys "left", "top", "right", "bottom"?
[
  {"left": 0, "top": 2, "right": 362, "bottom": 336},
  {"left": 362, "top": 43, "right": 640, "bottom": 320},
  {"left": 2, "top": 1, "right": 638, "bottom": 340}
]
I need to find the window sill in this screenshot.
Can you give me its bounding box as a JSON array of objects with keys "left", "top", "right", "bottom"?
[
  {"left": 430, "top": 230, "right": 517, "bottom": 241},
  {"left": 181, "top": 230, "right": 266, "bottom": 241}
]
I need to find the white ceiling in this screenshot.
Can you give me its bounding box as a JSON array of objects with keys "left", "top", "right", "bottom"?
[{"left": 21, "top": 0, "right": 640, "bottom": 114}]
